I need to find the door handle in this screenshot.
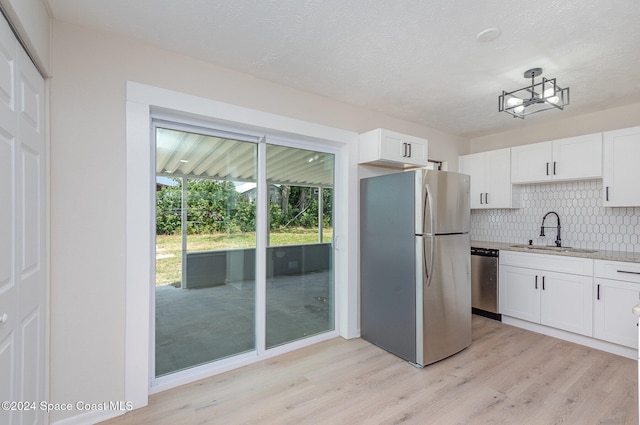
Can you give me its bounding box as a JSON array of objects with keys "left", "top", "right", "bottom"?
[
  {"left": 546, "top": 162, "right": 549, "bottom": 176},
  {"left": 597, "top": 284, "right": 601, "bottom": 300},
  {"left": 606, "top": 186, "right": 610, "bottom": 201},
  {"left": 407, "top": 143, "right": 412, "bottom": 158},
  {"left": 485, "top": 193, "right": 489, "bottom": 204},
  {"left": 0, "top": 313, "right": 7, "bottom": 324},
  {"left": 617, "top": 270, "right": 640, "bottom": 275},
  {"left": 553, "top": 161, "right": 557, "bottom": 175},
  {"left": 542, "top": 276, "right": 546, "bottom": 290},
  {"left": 535, "top": 275, "right": 538, "bottom": 289},
  {"left": 423, "top": 184, "right": 435, "bottom": 288}
]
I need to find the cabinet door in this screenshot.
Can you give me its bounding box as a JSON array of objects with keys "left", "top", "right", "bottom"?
[
  {"left": 594, "top": 278, "right": 640, "bottom": 348},
  {"left": 379, "top": 131, "right": 426, "bottom": 167},
  {"left": 484, "top": 148, "right": 512, "bottom": 208},
  {"left": 359, "top": 129, "right": 428, "bottom": 168},
  {"left": 552, "top": 133, "right": 602, "bottom": 180},
  {"left": 603, "top": 126, "right": 640, "bottom": 207},
  {"left": 459, "top": 152, "right": 486, "bottom": 209},
  {"left": 540, "top": 271, "right": 593, "bottom": 337},
  {"left": 499, "top": 265, "right": 540, "bottom": 322},
  {"left": 511, "top": 141, "right": 552, "bottom": 183}
]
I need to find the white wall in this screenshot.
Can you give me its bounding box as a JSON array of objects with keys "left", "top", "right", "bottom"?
[
  {"left": 49, "top": 20, "right": 467, "bottom": 423},
  {"left": 0, "top": 0, "right": 51, "bottom": 75},
  {"left": 469, "top": 101, "right": 640, "bottom": 153}
]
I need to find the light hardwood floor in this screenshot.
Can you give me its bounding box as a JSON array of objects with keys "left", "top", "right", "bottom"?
[{"left": 101, "top": 316, "right": 638, "bottom": 424}]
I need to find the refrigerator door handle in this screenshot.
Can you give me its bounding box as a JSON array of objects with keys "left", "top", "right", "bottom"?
[
  {"left": 423, "top": 236, "right": 435, "bottom": 287},
  {"left": 423, "top": 183, "right": 435, "bottom": 287},
  {"left": 423, "top": 183, "right": 434, "bottom": 236}
]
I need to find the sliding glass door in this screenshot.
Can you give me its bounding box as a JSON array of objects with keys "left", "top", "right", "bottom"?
[
  {"left": 155, "top": 126, "right": 258, "bottom": 377},
  {"left": 153, "top": 123, "right": 335, "bottom": 378},
  {"left": 265, "top": 145, "right": 334, "bottom": 348}
]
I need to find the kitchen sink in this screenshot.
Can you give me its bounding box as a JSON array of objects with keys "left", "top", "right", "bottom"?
[{"left": 509, "top": 245, "right": 598, "bottom": 254}]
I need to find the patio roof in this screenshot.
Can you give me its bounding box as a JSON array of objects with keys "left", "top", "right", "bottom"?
[{"left": 156, "top": 127, "right": 334, "bottom": 187}]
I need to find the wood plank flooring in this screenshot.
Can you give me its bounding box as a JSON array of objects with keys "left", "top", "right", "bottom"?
[{"left": 101, "top": 316, "right": 638, "bottom": 424}]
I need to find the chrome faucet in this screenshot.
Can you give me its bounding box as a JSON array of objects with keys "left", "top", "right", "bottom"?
[{"left": 540, "top": 211, "right": 562, "bottom": 247}]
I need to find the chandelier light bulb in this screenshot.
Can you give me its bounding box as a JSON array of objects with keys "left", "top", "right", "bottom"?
[
  {"left": 506, "top": 97, "right": 523, "bottom": 107},
  {"left": 543, "top": 87, "right": 560, "bottom": 104},
  {"left": 514, "top": 105, "right": 525, "bottom": 114}
]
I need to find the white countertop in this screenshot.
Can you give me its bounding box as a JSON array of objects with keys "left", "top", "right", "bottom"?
[{"left": 471, "top": 240, "right": 640, "bottom": 264}]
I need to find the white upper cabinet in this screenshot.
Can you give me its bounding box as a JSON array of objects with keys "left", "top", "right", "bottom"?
[
  {"left": 359, "top": 128, "right": 428, "bottom": 168},
  {"left": 459, "top": 148, "right": 518, "bottom": 209},
  {"left": 511, "top": 133, "right": 602, "bottom": 183},
  {"left": 510, "top": 141, "right": 553, "bottom": 183},
  {"left": 603, "top": 126, "right": 640, "bottom": 207}
]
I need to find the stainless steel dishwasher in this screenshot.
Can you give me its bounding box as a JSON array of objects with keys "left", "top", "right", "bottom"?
[{"left": 471, "top": 247, "right": 501, "bottom": 321}]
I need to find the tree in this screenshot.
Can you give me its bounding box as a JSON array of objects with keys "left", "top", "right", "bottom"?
[{"left": 155, "top": 178, "right": 332, "bottom": 235}]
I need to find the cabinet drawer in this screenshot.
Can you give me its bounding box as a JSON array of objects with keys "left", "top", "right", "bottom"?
[
  {"left": 594, "top": 260, "right": 640, "bottom": 283},
  {"left": 501, "top": 250, "right": 593, "bottom": 276}
]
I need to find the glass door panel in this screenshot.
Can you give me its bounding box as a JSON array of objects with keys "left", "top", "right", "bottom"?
[
  {"left": 155, "top": 127, "right": 257, "bottom": 377},
  {"left": 265, "top": 145, "right": 335, "bottom": 348}
]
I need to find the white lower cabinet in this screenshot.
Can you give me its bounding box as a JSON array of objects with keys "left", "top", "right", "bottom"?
[
  {"left": 500, "top": 251, "right": 593, "bottom": 337},
  {"left": 594, "top": 260, "right": 640, "bottom": 348},
  {"left": 500, "top": 265, "right": 540, "bottom": 323}
]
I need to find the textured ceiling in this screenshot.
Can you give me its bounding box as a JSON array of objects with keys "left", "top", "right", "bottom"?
[{"left": 47, "top": 0, "right": 640, "bottom": 138}]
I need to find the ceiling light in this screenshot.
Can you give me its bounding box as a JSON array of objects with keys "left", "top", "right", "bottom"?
[{"left": 498, "top": 68, "right": 570, "bottom": 119}]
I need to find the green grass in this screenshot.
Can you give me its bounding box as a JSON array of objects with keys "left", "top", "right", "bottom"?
[{"left": 155, "top": 227, "right": 333, "bottom": 286}]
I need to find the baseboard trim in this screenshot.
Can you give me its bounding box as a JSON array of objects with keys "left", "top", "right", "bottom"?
[
  {"left": 502, "top": 315, "right": 637, "bottom": 359},
  {"left": 49, "top": 408, "right": 124, "bottom": 425}
]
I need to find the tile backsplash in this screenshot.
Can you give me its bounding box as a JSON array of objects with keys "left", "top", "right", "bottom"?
[{"left": 470, "top": 180, "right": 640, "bottom": 253}]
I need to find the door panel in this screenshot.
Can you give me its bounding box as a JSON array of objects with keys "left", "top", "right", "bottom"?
[
  {"left": 20, "top": 308, "right": 40, "bottom": 425},
  {"left": 422, "top": 170, "right": 470, "bottom": 235},
  {"left": 154, "top": 128, "right": 258, "bottom": 377},
  {"left": 511, "top": 141, "right": 552, "bottom": 183},
  {"left": 0, "top": 334, "right": 15, "bottom": 425},
  {"left": 0, "top": 17, "right": 16, "bottom": 425},
  {"left": 499, "top": 265, "right": 540, "bottom": 322},
  {"left": 21, "top": 146, "right": 41, "bottom": 275},
  {"left": 265, "top": 144, "right": 335, "bottom": 349},
  {"left": 0, "top": 16, "right": 46, "bottom": 425},
  {"left": 422, "top": 233, "right": 471, "bottom": 365},
  {"left": 594, "top": 278, "right": 640, "bottom": 348},
  {"left": 541, "top": 272, "right": 593, "bottom": 336}
]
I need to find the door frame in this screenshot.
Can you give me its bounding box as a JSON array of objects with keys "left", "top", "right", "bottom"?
[
  {"left": 126, "top": 82, "right": 356, "bottom": 405},
  {"left": 149, "top": 117, "right": 340, "bottom": 391}
]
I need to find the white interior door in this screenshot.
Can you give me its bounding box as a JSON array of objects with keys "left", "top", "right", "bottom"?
[{"left": 0, "top": 14, "right": 47, "bottom": 425}]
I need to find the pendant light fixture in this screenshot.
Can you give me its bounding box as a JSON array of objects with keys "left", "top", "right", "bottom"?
[{"left": 498, "top": 68, "right": 570, "bottom": 119}]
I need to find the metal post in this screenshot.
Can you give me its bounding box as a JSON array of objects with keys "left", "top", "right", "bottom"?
[
  {"left": 318, "top": 186, "right": 323, "bottom": 243},
  {"left": 181, "top": 176, "right": 187, "bottom": 289}
]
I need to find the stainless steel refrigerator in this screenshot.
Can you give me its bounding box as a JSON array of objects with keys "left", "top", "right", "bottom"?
[{"left": 360, "top": 169, "right": 471, "bottom": 367}]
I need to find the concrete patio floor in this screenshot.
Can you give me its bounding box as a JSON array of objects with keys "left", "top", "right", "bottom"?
[{"left": 155, "top": 271, "right": 333, "bottom": 377}]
